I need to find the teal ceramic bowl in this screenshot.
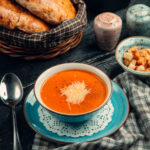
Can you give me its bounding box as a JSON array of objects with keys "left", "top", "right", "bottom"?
[
  {"left": 115, "top": 36, "right": 150, "bottom": 78},
  {"left": 34, "top": 63, "right": 112, "bottom": 123}
]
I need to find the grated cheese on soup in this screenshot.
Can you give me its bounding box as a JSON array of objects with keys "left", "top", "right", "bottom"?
[{"left": 60, "top": 81, "right": 90, "bottom": 105}]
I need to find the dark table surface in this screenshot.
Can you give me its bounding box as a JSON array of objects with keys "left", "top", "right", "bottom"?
[{"left": 0, "top": 0, "right": 149, "bottom": 150}]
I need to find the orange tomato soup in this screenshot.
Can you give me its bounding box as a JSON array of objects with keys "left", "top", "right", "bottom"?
[{"left": 40, "top": 69, "right": 108, "bottom": 114}]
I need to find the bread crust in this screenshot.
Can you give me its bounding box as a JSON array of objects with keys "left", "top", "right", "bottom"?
[
  {"left": 0, "top": 6, "right": 19, "bottom": 29},
  {"left": 0, "top": 0, "right": 50, "bottom": 33},
  {"left": 15, "top": 0, "right": 76, "bottom": 25},
  {"left": 17, "top": 11, "right": 50, "bottom": 33}
]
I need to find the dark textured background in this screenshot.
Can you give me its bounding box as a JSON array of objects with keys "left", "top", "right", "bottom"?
[{"left": 0, "top": 0, "right": 150, "bottom": 150}]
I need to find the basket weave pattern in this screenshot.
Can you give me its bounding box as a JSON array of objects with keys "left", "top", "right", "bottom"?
[
  {"left": 0, "top": 32, "right": 82, "bottom": 60},
  {"left": 0, "top": 0, "right": 87, "bottom": 60}
]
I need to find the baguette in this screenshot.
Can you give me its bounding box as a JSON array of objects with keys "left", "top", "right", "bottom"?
[
  {"left": 15, "top": 0, "right": 76, "bottom": 25},
  {"left": 0, "top": 0, "right": 50, "bottom": 33},
  {"left": 0, "top": 6, "right": 19, "bottom": 29},
  {"left": 17, "top": 11, "right": 50, "bottom": 33}
]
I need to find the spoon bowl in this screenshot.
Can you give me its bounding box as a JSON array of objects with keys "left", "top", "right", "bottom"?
[
  {"left": 0, "top": 73, "right": 23, "bottom": 106},
  {"left": 0, "top": 73, "right": 23, "bottom": 150}
]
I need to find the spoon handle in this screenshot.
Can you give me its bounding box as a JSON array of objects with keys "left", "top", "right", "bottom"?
[{"left": 12, "top": 107, "right": 23, "bottom": 150}]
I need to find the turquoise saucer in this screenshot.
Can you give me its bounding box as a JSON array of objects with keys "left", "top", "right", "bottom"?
[{"left": 24, "top": 81, "right": 129, "bottom": 143}]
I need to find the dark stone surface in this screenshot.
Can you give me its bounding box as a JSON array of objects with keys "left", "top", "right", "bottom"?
[{"left": 0, "top": 0, "right": 150, "bottom": 150}]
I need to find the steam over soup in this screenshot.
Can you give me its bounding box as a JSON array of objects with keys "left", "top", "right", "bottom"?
[{"left": 40, "top": 69, "right": 108, "bottom": 114}]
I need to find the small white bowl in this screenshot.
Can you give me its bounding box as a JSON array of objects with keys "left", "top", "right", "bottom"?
[{"left": 34, "top": 63, "right": 112, "bottom": 122}]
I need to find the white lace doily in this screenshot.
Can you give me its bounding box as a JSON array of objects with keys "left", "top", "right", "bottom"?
[{"left": 38, "top": 100, "right": 114, "bottom": 138}]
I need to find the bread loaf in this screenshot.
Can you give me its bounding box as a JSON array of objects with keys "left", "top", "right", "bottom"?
[
  {"left": 17, "top": 11, "right": 50, "bottom": 33},
  {"left": 0, "top": 6, "right": 19, "bottom": 29},
  {"left": 0, "top": 0, "right": 50, "bottom": 33},
  {"left": 15, "top": 0, "right": 76, "bottom": 25}
]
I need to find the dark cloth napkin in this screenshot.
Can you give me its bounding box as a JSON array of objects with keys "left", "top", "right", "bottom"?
[{"left": 32, "top": 72, "right": 150, "bottom": 150}]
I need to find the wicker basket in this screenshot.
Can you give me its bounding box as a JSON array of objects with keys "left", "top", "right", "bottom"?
[
  {"left": 0, "top": 0, "right": 86, "bottom": 60},
  {"left": 0, "top": 32, "right": 82, "bottom": 60}
]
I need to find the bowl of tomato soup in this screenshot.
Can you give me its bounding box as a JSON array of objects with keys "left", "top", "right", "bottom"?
[{"left": 34, "top": 63, "right": 112, "bottom": 122}]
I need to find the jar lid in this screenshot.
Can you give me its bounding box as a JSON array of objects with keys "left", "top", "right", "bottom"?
[
  {"left": 94, "top": 12, "right": 122, "bottom": 29},
  {"left": 129, "top": 4, "right": 150, "bottom": 17},
  {"left": 99, "top": 12, "right": 117, "bottom": 24}
]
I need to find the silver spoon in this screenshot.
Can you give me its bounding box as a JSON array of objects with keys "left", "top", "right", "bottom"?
[{"left": 0, "top": 73, "right": 23, "bottom": 150}]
